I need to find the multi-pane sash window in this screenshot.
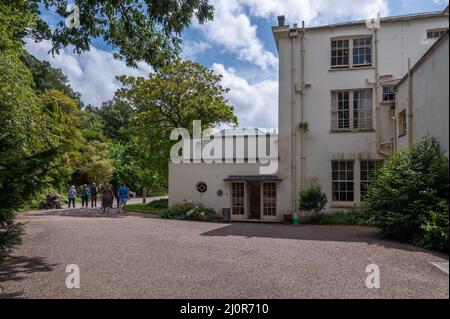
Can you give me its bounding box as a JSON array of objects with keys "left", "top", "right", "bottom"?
[
  {"left": 360, "top": 160, "right": 384, "bottom": 199},
  {"left": 263, "top": 183, "right": 276, "bottom": 216},
  {"left": 427, "top": 29, "right": 448, "bottom": 39},
  {"left": 332, "top": 161, "right": 354, "bottom": 202},
  {"left": 382, "top": 86, "right": 395, "bottom": 102},
  {"left": 331, "top": 39, "right": 349, "bottom": 68},
  {"left": 332, "top": 89, "right": 373, "bottom": 131},
  {"left": 353, "top": 90, "right": 373, "bottom": 130},
  {"left": 353, "top": 38, "right": 372, "bottom": 66},
  {"left": 331, "top": 37, "right": 372, "bottom": 69},
  {"left": 231, "top": 182, "right": 244, "bottom": 215}
]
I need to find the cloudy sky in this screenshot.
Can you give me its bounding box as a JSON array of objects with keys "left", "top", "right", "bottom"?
[{"left": 26, "top": 0, "right": 448, "bottom": 129}]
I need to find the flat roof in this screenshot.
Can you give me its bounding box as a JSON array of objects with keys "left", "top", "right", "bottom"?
[
  {"left": 224, "top": 175, "right": 282, "bottom": 182},
  {"left": 272, "top": 6, "right": 449, "bottom": 49}
]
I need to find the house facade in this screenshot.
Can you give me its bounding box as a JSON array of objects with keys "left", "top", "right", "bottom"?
[{"left": 168, "top": 8, "right": 449, "bottom": 221}]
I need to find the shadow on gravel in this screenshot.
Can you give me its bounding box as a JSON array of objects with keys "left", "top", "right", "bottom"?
[
  {"left": 201, "top": 223, "right": 447, "bottom": 256},
  {"left": 27, "top": 208, "right": 159, "bottom": 219},
  {"left": 0, "top": 256, "right": 58, "bottom": 298}
]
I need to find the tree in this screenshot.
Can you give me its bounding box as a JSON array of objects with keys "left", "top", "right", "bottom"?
[
  {"left": 365, "top": 137, "right": 449, "bottom": 251},
  {"left": 78, "top": 141, "right": 115, "bottom": 185},
  {"left": 21, "top": 52, "right": 83, "bottom": 107},
  {"left": 114, "top": 59, "right": 237, "bottom": 192},
  {"left": 299, "top": 185, "right": 328, "bottom": 214},
  {"left": 36, "top": 0, "right": 214, "bottom": 67}
]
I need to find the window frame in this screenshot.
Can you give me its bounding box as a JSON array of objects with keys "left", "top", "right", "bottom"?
[
  {"left": 426, "top": 28, "right": 448, "bottom": 39},
  {"left": 231, "top": 182, "right": 245, "bottom": 215},
  {"left": 382, "top": 85, "right": 395, "bottom": 102},
  {"left": 331, "top": 88, "right": 374, "bottom": 132},
  {"left": 331, "top": 35, "right": 373, "bottom": 69},
  {"left": 398, "top": 109, "right": 407, "bottom": 137},
  {"left": 262, "top": 182, "right": 277, "bottom": 217},
  {"left": 332, "top": 160, "right": 355, "bottom": 202},
  {"left": 360, "top": 160, "right": 384, "bottom": 199}
]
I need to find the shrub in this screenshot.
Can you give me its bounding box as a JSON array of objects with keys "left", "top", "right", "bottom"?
[
  {"left": 160, "top": 203, "right": 221, "bottom": 222},
  {"left": 147, "top": 198, "right": 168, "bottom": 209},
  {"left": 299, "top": 210, "right": 373, "bottom": 225},
  {"left": 365, "top": 137, "right": 449, "bottom": 251},
  {"left": 299, "top": 185, "right": 327, "bottom": 214}
]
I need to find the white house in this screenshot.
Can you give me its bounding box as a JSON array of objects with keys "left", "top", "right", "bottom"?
[{"left": 168, "top": 7, "right": 449, "bottom": 222}]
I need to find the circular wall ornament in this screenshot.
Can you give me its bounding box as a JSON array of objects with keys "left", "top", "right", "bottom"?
[
  {"left": 217, "top": 189, "right": 223, "bottom": 197},
  {"left": 196, "top": 182, "right": 208, "bottom": 193}
]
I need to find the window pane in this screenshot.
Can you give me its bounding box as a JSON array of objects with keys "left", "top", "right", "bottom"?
[
  {"left": 353, "top": 37, "right": 372, "bottom": 66},
  {"left": 332, "top": 161, "right": 354, "bottom": 202}
]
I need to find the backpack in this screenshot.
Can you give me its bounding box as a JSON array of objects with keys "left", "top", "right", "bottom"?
[{"left": 84, "top": 189, "right": 91, "bottom": 197}]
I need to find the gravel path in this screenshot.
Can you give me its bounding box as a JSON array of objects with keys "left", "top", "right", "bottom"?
[{"left": 0, "top": 209, "right": 448, "bottom": 299}]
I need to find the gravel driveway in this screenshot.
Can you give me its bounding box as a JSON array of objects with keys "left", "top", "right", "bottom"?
[{"left": 0, "top": 208, "right": 448, "bottom": 299}]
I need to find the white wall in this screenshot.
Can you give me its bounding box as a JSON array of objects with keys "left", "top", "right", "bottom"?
[
  {"left": 276, "top": 15, "right": 449, "bottom": 213},
  {"left": 395, "top": 36, "right": 449, "bottom": 154}
]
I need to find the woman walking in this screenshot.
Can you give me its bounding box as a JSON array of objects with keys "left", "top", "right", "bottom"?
[
  {"left": 68, "top": 185, "right": 77, "bottom": 208},
  {"left": 81, "top": 185, "right": 90, "bottom": 208},
  {"left": 101, "top": 184, "right": 114, "bottom": 214}
]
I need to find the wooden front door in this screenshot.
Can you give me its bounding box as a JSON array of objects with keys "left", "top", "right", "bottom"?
[{"left": 248, "top": 182, "right": 261, "bottom": 219}]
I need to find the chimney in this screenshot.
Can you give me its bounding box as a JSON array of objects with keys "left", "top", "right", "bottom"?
[{"left": 277, "top": 15, "right": 286, "bottom": 26}]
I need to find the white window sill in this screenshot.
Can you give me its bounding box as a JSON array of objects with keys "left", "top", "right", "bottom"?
[
  {"left": 330, "top": 202, "right": 358, "bottom": 209},
  {"left": 329, "top": 65, "right": 375, "bottom": 72},
  {"left": 330, "top": 129, "right": 375, "bottom": 134}
]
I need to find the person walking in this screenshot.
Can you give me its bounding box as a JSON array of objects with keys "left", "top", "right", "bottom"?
[
  {"left": 101, "top": 184, "right": 114, "bottom": 214},
  {"left": 81, "top": 185, "right": 90, "bottom": 208},
  {"left": 118, "top": 183, "right": 129, "bottom": 213},
  {"left": 68, "top": 185, "right": 77, "bottom": 208},
  {"left": 114, "top": 186, "right": 120, "bottom": 208},
  {"left": 90, "top": 183, "right": 98, "bottom": 208}
]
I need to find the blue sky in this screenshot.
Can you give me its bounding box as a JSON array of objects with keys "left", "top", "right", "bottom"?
[{"left": 26, "top": 0, "right": 448, "bottom": 129}]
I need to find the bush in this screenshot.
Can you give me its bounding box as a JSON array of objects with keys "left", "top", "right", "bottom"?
[
  {"left": 299, "top": 210, "right": 373, "bottom": 225},
  {"left": 160, "top": 203, "right": 221, "bottom": 222},
  {"left": 147, "top": 198, "right": 168, "bottom": 209},
  {"left": 299, "top": 185, "right": 327, "bottom": 214},
  {"left": 365, "top": 137, "right": 449, "bottom": 251}
]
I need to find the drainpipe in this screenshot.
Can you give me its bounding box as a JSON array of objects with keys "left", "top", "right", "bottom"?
[
  {"left": 374, "top": 27, "right": 382, "bottom": 156},
  {"left": 300, "top": 21, "right": 305, "bottom": 194},
  {"left": 291, "top": 30, "right": 297, "bottom": 213},
  {"left": 407, "top": 58, "right": 413, "bottom": 144}
]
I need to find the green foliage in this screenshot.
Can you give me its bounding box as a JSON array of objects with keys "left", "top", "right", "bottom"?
[
  {"left": 161, "top": 203, "right": 221, "bottom": 222},
  {"left": 78, "top": 141, "right": 115, "bottom": 184},
  {"left": 40, "top": 0, "right": 214, "bottom": 67},
  {"left": 300, "top": 210, "right": 374, "bottom": 226},
  {"left": 21, "top": 52, "right": 83, "bottom": 106},
  {"left": 0, "top": 210, "right": 24, "bottom": 260},
  {"left": 365, "top": 137, "right": 449, "bottom": 251},
  {"left": 113, "top": 59, "right": 237, "bottom": 194},
  {"left": 298, "top": 122, "right": 309, "bottom": 131},
  {"left": 147, "top": 199, "right": 169, "bottom": 209},
  {"left": 299, "top": 185, "right": 327, "bottom": 214}
]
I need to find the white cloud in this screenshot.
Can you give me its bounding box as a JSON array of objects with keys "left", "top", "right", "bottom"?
[
  {"left": 241, "top": 0, "right": 390, "bottom": 26},
  {"left": 211, "top": 63, "right": 278, "bottom": 128},
  {"left": 25, "top": 39, "right": 151, "bottom": 106},
  {"left": 195, "top": 0, "right": 278, "bottom": 70},
  {"left": 194, "top": 0, "right": 390, "bottom": 71},
  {"left": 181, "top": 40, "right": 212, "bottom": 60}
]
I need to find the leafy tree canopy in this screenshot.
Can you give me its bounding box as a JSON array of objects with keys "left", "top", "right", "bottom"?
[{"left": 35, "top": 0, "right": 214, "bottom": 67}]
